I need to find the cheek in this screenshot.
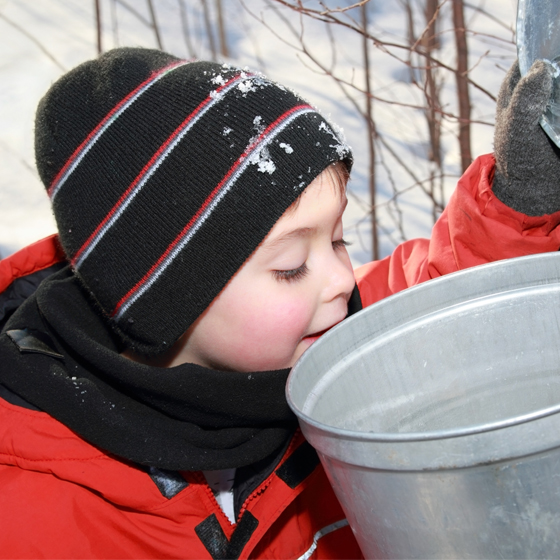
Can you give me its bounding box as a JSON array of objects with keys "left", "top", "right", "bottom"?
[
  {"left": 229, "top": 293, "right": 314, "bottom": 369},
  {"left": 253, "top": 297, "right": 311, "bottom": 342}
]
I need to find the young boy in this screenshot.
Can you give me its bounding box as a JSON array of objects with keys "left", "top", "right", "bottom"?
[{"left": 0, "top": 47, "right": 559, "bottom": 559}]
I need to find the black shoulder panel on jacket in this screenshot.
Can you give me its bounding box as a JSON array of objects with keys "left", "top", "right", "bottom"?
[
  {"left": 195, "top": 511, "right": 259, "bottom": 560},
  {"left": 275, "top": 440, "right": 320, "bottom": 489}
]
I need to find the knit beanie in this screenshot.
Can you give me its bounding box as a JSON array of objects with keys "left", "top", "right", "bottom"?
[{"left": 35, "top": 47, "right": 352, "bottom": 356}]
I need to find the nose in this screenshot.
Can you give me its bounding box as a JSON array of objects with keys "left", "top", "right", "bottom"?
[{"left": 323, "top": 247, "right": 355, "bottom": 303}]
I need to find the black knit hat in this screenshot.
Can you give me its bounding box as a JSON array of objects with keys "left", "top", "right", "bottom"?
[{"left": 35, "top": 47, "right": 352, "bottom": 356}]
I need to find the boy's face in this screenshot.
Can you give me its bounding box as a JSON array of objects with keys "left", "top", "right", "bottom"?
[{"left": 176, "top": 168, "right": 355, "bottom": 372}]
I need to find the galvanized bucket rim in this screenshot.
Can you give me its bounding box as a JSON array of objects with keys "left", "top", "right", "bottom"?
[
  {"left": 287, "top": 252, "right": 560, "bottom": 444},
  {"left": 287, "top": 394, "right": 560, "bottom": 443}
]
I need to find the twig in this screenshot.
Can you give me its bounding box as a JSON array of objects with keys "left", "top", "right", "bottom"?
[
  {"left": 201, "top": 0, "right": 217, "bottom": 59},
  {"left": 178, "top": 0, "right": 196, "bottom": 58},
  {"left": 94, "top": 0, "right": 102, "bottom": 54},
  {"left": 116, "top": 0, "right": 152, "bottom": 28},
  {"left": 146, "top": 0, "right": 163, "bottom": 49},
  {"left": 268, "top": 0, "right": 497, "bottom": 101},
  {"left": 0, "top": 12, "right": 66, "bottom": 71}
]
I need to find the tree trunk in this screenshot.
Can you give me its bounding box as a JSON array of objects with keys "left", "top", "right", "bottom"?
[
  {"left": 215, "top": 0, "right": 229, "bottom": 57},
  {"left": 94, "top": 0, "right": 102, "bottom": 55},
  {"left": 178, "top": 0, "right": 196, "bottom": 58},
  {"left": 422, "top": 0, "right": 441, "bottom": 168},
  {"left": 422, "top": 0, "right": 442, "bottom": 222},
  {"left": 361, "top": 4, "right": 378, "bottom": 261},
  {"left": 201, "top": 0, "right": 217, "bottom": 60},
  {"left": 453, "top": 0, "right": 472, "bottom": 172},
  {"left": 146, "top": 0, "right": 163, "bottom": 49}
]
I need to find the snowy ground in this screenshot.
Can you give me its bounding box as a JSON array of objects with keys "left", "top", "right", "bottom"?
[{"left": 0, "top": 0, "right": 518, "bottom": 265}]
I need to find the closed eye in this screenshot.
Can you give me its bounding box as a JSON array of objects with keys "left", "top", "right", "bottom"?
[
  {"left": 332, "top": 238, "right": 350, "bottom": 250},
  {"left": 273, "top": 263, "right": 309, "bottom": 283}
]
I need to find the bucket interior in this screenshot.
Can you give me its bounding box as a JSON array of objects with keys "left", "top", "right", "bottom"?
[{"left": 301, "top": 286, "right": 560, "bottom": 436}]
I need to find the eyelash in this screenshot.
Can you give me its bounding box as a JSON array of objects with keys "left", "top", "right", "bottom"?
[
  {"left": 273, "top": 238, "right": 350, "bottom": 283},
  {"left": 332, "top": 238, "right": 350, "bottom": 250},
  {"left": 273, "top": 263, "right": 309, "bottom": 283}
]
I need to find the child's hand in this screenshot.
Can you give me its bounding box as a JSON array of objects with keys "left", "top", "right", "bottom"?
[{"left": 493, "top": 59, "right": 560, "bottom": 216}]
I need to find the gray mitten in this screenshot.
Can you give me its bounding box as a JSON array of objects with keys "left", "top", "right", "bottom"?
[{"left": 493, "top": 59, "right": 560, "bottom": 216}]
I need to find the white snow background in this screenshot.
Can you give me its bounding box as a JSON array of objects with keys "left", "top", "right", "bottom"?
[{"left": 0, "top": 0, "right": 518, "bottom": 266}]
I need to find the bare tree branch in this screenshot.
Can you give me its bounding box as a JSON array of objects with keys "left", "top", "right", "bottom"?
[
  {"left": 178, "top": 0, "right": 197, "bottom": 58},
  {"left": 453, "top": 0, "right": 472, "bottom": 172},
  {"left": 0, "top": 12, "right": 66, "bottom": 70},
  {"left": 146, "top": 0, "right": 163, "bottom": 49},
  {"left": 463, "top": 1, "right": 515, "bottom": 33},
  {"left": 201, "top": 0, "right": 217, "bottom": 59},
  {"left": 215, "top": 0, "right": 229, "bottom": 57},
  {"left": 94, "top": 0, "right": 102, "bottom": 54},
  {"left": 115, "top": 0, "right": 152, "bottom": 28},
  {"left": 269, "top": 0, "right": 497, "bottom": 101},
  {"left": 361, "top": 3, "right": 378, "bottom": 259},
  {"left": 242, "top": 0, "right": 509, "bottom": 253}
]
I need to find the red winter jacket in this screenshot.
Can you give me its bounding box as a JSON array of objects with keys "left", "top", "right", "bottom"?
[
  {"left": 0, "top": 406, "right": 358, "bottom": 559},
  {"left": 354, "top": 154, "right": 560, "bottom": 302},
  {"left": 1, "top": 154, "right": 560, "bottom": 559}
]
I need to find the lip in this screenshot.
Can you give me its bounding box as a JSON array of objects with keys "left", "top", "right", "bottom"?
[{"left": 302, "top": 318, "right": 345, "bottom": 344}]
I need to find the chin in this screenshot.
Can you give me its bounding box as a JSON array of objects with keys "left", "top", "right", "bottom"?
[{"left": 286, "top": 347, "right": 307, "bottom": 369}]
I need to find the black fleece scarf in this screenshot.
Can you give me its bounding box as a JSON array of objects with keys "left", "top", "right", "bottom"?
[{"left": 0, "top": 266, "right": 362, "bottom": 471}]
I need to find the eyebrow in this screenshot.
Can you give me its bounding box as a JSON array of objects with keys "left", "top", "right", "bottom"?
[{"left": 261, "top": 227, "right": 316, "bottom": 253}]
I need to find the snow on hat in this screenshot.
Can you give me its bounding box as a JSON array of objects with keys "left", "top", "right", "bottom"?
[{"left": 35, "top": 47, "right": 353, "bottom": 356}]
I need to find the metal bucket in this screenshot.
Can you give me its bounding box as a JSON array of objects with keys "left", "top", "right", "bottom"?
[{"left": 287, "top": 252, "right": 560, "bottom": 559}]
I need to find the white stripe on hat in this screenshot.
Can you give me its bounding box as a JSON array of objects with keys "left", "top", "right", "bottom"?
[
  {"left": 113, "top": 105, "right": 315, "bottom": 320},
  {"left": 73, "top": 75, "right": 247, "bottom": 270},
  {"left": 48, "top": 60, "right": 191, "bottom": 202}
]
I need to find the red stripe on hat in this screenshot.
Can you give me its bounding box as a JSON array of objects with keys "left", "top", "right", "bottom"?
[
  {"left": 71, "top": 75, "right": 243, "bottom": 266},
  {"left": 47, "top": 60, "right": 186, "bottom": 198},
  {"left": 111, "top": 103, "right": 312, "bottom": 319}
]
